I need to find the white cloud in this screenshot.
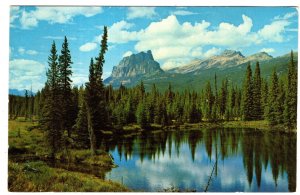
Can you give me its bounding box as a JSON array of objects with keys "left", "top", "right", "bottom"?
[
  {"left": 26, "top": 50, "right": 38, "bottom": 55},
  {"left": 10, "top": 6, "right": 21, "bottom": 25},
  {"left": 18, "top": 47, "right": 38, "bottom": 55},
  {"left": 123, "top": 51, "right": 133, "bottom": 57},
  {"left": 258, "top": 20, "right": 290, "bottom": 42},
  {"left": 171, "top": 10, "right": 198, "bottom": 16},
  {"left": 260, "top": 48, "right": 275, "bottom": 53},
  {"left": 127, "top": 7, "right": 156, "bottom": 20},
  {"left": 133, "top": 14, "right": 257, "bottom": 62},
  {"left": 18, "top": 47, "right": 25, "bottom": 55},
  {"left": 18, "top": 7, "right": 103, "bottom": 29},
  {"left": 79, "top": 42, "right": 97, "bottom": 52},
  {"left": 9, "top": 59, "right": 46, "bottom": 90},
  {"left": 203, "top": 47, "right": 222, "bottom": 58},
  {"left": 286, "top": 28, "right": 298, "bottom": 32},
  {"left": 43, "top": 36, "right": 77, "bottom": 40},
  {"left": 274, "top": 11, "right": 297, "bottom": 20},
  {"left": 105, "top": 20, "right": 141, "bottom": 44},
  {"left": 71, "top": 73, "right": 88, "bottom": 87},
  {"left": 94, "top": 13, "right": 293, "bottom": 69}
]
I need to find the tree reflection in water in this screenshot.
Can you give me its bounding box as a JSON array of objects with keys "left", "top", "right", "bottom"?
[{"left": 102, "top": 128, "right": 296, "bottom": 192}]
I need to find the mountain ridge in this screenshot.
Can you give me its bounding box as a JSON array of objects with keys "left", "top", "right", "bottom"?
[
  {"left": 167, "top": 50, "right": 273, "bottom": 74},
  {"left": 104, "top": 50, "right": 297, "bottom": 92}
]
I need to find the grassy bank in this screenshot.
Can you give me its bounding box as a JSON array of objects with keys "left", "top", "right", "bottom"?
[
  {"left": 8, "top": 119, "right": 129, "bottom": 192},
  {"left": 121, "top": 120, "right": 295, "bottom": 133},
  {"left": 8, "top": 161, "right": 129, "bottom": 192}
]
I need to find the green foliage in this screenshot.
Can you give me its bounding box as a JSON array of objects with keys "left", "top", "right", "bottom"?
[
  {"left": 284, "top": 50, "right": 297, "bottom": 129},
  {"left": 58, "top": 36, "right": 74, "bottom": 137},
  {"left": 85, "top": 26, "right": 108, "bottom": 154},
  {"left": 267, "top": 69, "right": 280, "bottom": 126},
  {"left": 242, "top": 63, "right": 253, "bottom": 121},
  {"left": 8, "top": 161, "right": 129, "bottom": 192},
  {"left": 136, "top": 101, "right": 150, "bottom": 129},
  {"left": 42, "top": 41, "right": 63, "bottom": 158},
  {"left": 252, "top": 62, "right": 263, "bottom": 120}
]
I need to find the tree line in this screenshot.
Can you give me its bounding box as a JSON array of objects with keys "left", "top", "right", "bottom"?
[{"left": 9, "top": 27, "right": 297, "bottom": 157}]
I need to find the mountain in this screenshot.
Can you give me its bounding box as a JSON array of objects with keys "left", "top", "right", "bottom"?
[
  {"left": 167, "top": 50, "right": 273, "bottom": 74},
  {"left": 104, "top": 50, "right": 163, "bottom": 87},
  {"left": 9, "top": 89, "right": 36, "bottom": 96},
  {"left": 144, "top": 51, "right": 297, "bottom": 92},
  {"left": 104, "top": 49, "right": 296, "bottom": 92}
]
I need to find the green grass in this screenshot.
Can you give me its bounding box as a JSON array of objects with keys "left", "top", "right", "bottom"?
[
  {"left": 9, "top": 120, "right": 47, "bottom": 156},
  {"left": 8, "top": 161, "right": 129, "bottom": 192},
  {"left": 8, "top": 119, "right": 129, "bottom": 192}
]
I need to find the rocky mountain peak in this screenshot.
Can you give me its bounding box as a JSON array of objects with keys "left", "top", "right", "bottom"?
[
  {"left": 220, "top": 49, "right": 245, "bottom": 58},
  {"left": 246, "top": 52, "right": 273, "bottom": 62},
  {"left": 104, "top": 50, "right": 163, "bottom": 86}
]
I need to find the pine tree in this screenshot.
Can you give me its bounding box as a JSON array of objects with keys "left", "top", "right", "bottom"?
[
  {"left": 252, "top": 62, "right": 263, "bottom": 120},
  {"left": 261, "top": 79, "right": 269, "bottom": 119},
  {"left": 74, "top": 97, "right": 89, "bottom": 148},
  {"left": 85, "top": 26, "right": 108, "bottom": 154},
  {"left": 243, "top": 63, "right": 253, "bottom": 121},
  {"left": 204, "top": 81, "right": 214, "bottom": 121},
  {"left": 278, "top": 80, "right": 285, "bottom": 124},
  {"left": 284, "top": 50, "right": 297, "bottom": 129},
  {"left": 42, "top": 41, "right": 63, "bottom": 159},
  {"left": 136, "top": 100, "right": 149, "bottom": 129},
  {"left": 268, "top": 69, "right": 280, "bottom": 126},
  {"left": 219, "top": 78, "right": 228, "bottom": 119},
  {"left": 24, "top": 90, "right": 29, "bottom": 120},
  {"left": 58, "top": 36, "right": 73, "bottom": 137}
]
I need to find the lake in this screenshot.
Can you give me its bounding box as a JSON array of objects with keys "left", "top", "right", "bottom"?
[{"left": 102, "top": 128, "right": 296, "bottom": 192}]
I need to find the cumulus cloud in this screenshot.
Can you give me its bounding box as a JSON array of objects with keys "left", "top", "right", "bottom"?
[
  {"left": 127, "top": 7, "right": 157, "bottom": 20},
  {"left": 91, "top": 13, "right": 293, "bottom": 69},
  {"left": 171, "top": 10, "right": 198, "bottom": 16},
  {"left": 123, "top": 51, "right": 133, "bottom": 57},
  {"left": 258, "top": 20, "right": 290, "bottom": 42},
  {"left": 105, "top": 20, "right": 141, "bottom": 44},
  {"left": 15, "top": 7, "right": 103, "bottom": 29},
  {"left": 10, "top": 6, "right": 21, "bottom": 25},
  {"left": 18, "top": 47, "right": 38, "bottom": 55},
  {"left": 9, "top": 59, "right": 46, "bottom": 90},
  {"left": 260, "top": 48, "right": 275, "bottom": 53},
  {"left": 79, "top": 42, "right": 97, "bottom": 52}
]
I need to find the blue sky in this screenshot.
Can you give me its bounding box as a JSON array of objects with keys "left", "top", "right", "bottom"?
[{"left": 9, "top": 6, "right": 298, "bottom": 92}]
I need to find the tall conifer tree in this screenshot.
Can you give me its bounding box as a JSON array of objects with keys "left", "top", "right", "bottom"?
[
  {"left": 252, "top": 62, "right": 263, "bottom": 120},
  {"left": 42, "top": 41, "right": 63, "bottom": 159},
  {"left": 58, "top": 36, "right": 73, "bottom": 137},
  {"left": 243, "top": 63, "right": 253, "bottom": 120},
  {"left": 85, "top": 26, "right": 108, "bottom": 154},
  {"left": 284, "top": 50, "right": 297, "bottom": 129}
]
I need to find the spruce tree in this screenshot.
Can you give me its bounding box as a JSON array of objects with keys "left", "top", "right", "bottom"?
[
  {"left": 268, "top": 69, "right": 280, "bottom": 126},
  {"left": 42, "top": 41, "right": 63, "bottom": 159},
  {"left": 252, "top": 62, "right": 263, "bottom": 120},
  {"left": 243, "top": 63, "right": 253, "bottom": 121},
  {"left": 284, "top": 50, "right": 297, "bottom": 129},
  {"left": 58, "top": 36, "right": 73, "bottom": 137},
  {"left": 24, "top": 90, "right": 29, "bottom": 120},
  {"left": 136, "top": 100, "right": 149, "bottom": 129},
  {"left": 85, "top": 26, "right": 108, "bottom": 154},
  {"left": 261, "top": 79, "right": 269, "bottom": 119},
  {"left": 219, "top": 78, "right": 228, "bottom": 119},
  {"left": 74, "top": 98, "right": 89, "bottom": 148},
  {"left": 204, "top": 81, "right": 214, "bottom": 121}
]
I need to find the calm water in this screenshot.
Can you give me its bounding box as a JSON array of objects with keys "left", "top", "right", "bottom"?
[{"left": 102, "top": 128, "right": 296, "bottom": 192}]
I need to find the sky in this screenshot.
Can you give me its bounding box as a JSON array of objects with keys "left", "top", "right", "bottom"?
[{"left": 9, "top": 6, "right": 298, "bottom": 92}]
